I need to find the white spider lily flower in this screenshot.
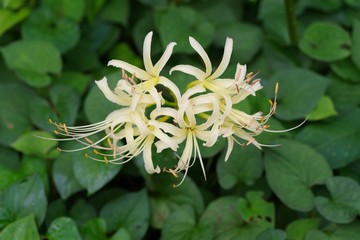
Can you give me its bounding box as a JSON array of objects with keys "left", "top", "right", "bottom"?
[
  {"left": 108, "top": 31, "right": 181, "bottom": 110},
  {"left": 169, "top": 90, "right": 221, "bottom": 187},
  {"left": 170, "top": 36, "right": 234, "bottom": 119}
]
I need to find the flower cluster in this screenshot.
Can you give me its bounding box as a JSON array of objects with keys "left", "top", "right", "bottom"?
[{"left": 49, "top": 32, "right": 279, "bottom": 186}]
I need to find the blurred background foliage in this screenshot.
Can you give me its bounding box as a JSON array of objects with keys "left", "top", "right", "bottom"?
[{"left": 1, "top": 0, "right": 360, "bottom": 239}]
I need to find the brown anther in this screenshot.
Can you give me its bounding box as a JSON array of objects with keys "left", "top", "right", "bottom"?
[
  {"left": 93, "top": 149, "right": 99, "bottom": 155},
  {"left": 53, "top": 130, "right": 59, "bottom": 135},
  {"left": 168, "top": 168, "right": 179, "bottom": 178},
  {"left": 273, "top": 102, "right": 277, "bottom": 114},
  {"left": 85, "top": 137, "right": 94, "bottom": 144},
  {"left": 260, "top": 116, "right": 265, "bottom": 124},
  {"left": 248, "top": 117, "right": 256, "bottom": 127},
  {"left": 63, "top": 124, "right": 69, "bottom": 135},
  {"left": 275, "top": 82, "right": 279, "bottom": 94},
  {"left": 104, "top": 156, "right": 109, "bottom": 164},
  {"left": 85, "top": 153, "right": 89, "bottom": 158},
  {"left": 49, "top": 118, "right": 54, "bottom": 124},
  {"left": 269, "top": 99, "right": 274, "bottom": 106},
  {"left": 263, "top": 125, "right": 270, "bottom": 129},
  {"left": 246, "top": 139, "right": 255, "bottom": 146}
]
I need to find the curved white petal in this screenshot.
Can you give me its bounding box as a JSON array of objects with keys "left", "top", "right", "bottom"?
[
  {"left": 158, "top": 76, "right": 181, "bottom": 103},
  {"left": 170, "top": 65, "right": 206, "bottom": 80},
  {"left": 153, "top": 42, "right": 177, "bottom": 75},
  {"left": 143, "top": 137, "right": 161, "bottom": 174},
  {"left": 149, "top": 86, "right": 163, "bottom": 110},
  {"left": 224, "top": 136, "right": 234, "bottom": 161},
  {"left": 209, "top": 37, "right": 233, "bottom": 80},
  {"left": 143, "top": 31, "right": 156, "bottom": 76},
  {"left": 182, "top": 84, "right": 206, "bottom": 100},
  {"left": 189, "top": 37, "right": 212, "bottom": 76},
  {"left": 153, "top": 128, "right": 178, "bottom": 151},
  {"left": 234, "top": 63, "right": 247, "bottom": 84},
  {"left": 108, "top": 60, "right": 151, "bottom": 80},
  {"left": 95, "top": 77, "right": 126, "bottom": 106}
]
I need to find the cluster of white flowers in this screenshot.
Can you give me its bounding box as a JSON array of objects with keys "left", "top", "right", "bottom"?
[{"left": 49, "top": 32, "right": 279, "bottom": 186}]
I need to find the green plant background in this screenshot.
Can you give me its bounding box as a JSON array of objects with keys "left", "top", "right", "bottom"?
[{"left": 1, "top": 0, "right": 360, "bottom": 239}]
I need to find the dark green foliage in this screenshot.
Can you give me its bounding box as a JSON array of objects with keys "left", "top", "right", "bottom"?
[{"left": 1, "top": 0, "right": 360, "bottom": 239}]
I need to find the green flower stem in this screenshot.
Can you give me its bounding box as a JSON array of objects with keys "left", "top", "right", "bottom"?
[{"left": 285, "top": 0, "right": 298, "bottom": 45}]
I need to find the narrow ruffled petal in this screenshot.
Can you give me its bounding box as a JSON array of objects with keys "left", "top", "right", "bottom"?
[
  {"left": 153, "top": 42, "right": 177, "bottom": 75},
  {"left": 209, "top": 37, "right": 233, "bottom": 80},
  {"left": 224, "top": 136, "right": 234, "bottom": 161},
  {"left": 189, "top": 37, "right": 212, "bottom": 76},
  {"left": 108, "top": 60, "right": 151, "bottom": 80},
  {"left": 95, "top": 77, "right": 125, "bottom": 105},
  {"left": 170, "top": 64, "right": 206, "bottom": 80},
  {"left": 143, "top": 31, "right": 156, "bottom": 76}
]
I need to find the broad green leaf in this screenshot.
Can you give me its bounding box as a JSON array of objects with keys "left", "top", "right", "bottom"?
[
  {"left": 297, "top": 0, "right": 342, "bottom": 12},
  {"left": 160, "top": 205, "right": 212, "bottom": 240},
  {"left": 110, "top": 228, "right": 131, "bottom": 240},
  {"left": 41, "top": 0, "right": 85, "bottom": 22},
  {"left": 216, "top": 146, "right": 263, "bottom": 190},
  {"left": 64, "top": 40, "right": 100, "bottom": 71},
  {"left": 296, "top": 108, "right": 360, "bottom": 168},
  {"left": 11, "top": 130, "right": 57, "bottom": 158},
  {"left": 0, "top": 83, "right": 35, "bottom": 145},
  {"left": 1, "top": 40, "right": 62, "bottom": 73},
  {"left": 21, "top": 8, "right": 80, "bottom": 53},
  {"left": 50, "top": 84, "right": 80, "bottom": 125},
  {"left": 0, "top": 215, "right": 39, "bottom": 240},
  {"left": 82, "top": 218, "right": 107, "bottom": 240},
  {"left": 345, "top": 0, "right": 360, "bottom": 7},
  {"left": 45, "top": 200, "right": 67, "bottom": 228},
  {"left": 327, "top": 76, "right": 360, "bottom": 112},
  {"left": 214, "top": 22, "right": 262, "bottom": 63},
  {"left": 158, "top": 6, "right": 215, "bottom": 54},
  {"left": 108, "top": 43, "right": 143, "bottom": 68},
  {"left": 256, "top": 229, "right": 286, "bottom": 240},
  {"left": 331, "top": 58, "right": 360, "bottom": 83},
  {"left": 300, "top": 22, "right": 351, "bottom": 62},
  {"left": 305, "top": 229, "right": 329, "bottom": 240},
  {"left": 53, "top": 143, "right": 84, "bottom": 200},
  {"left": 305, "top": 222, "right": 360, "bottom": 240},
  {"left": 237, "top": 191, "right": 274, "bottom": 226},
  {"left": 84, "top": 0, "right": 105, "bottom": 21},
  {"left": 0, "top": 7, "right": 30, "bottom": 36},
  {"left": 100, "top": 190, "right": 149, "bottom": 240},
  {"left": 16, "top": 69, "right": 51, "bottom": 87},
  {"left": 286, "top": 218, "right": 320, "bottom": 240},
  {"left": 0, "top": 174, "right": 47, "bottom": 227},
  {"left": 53, "top": 72, "right": 91, "bottom": 94},
  {"left": 267, "top": 68, "right": 330, "bottom": 120},
  {"left": 145, "top": 173, "right": 204, "bottom": 229},
  {"left": 73, "top": 156, "right": 121, "bottom": 195},
  {"left": 20, "top": 156, "right": 49, "bottom": 192},
  {"left": 352, "top": 20, "right": 360, "bottom": 69},
  {"left": 259, "top": 0, "right": 289, "bottom": 44},
  {"left": 264, "top": 139, "right": 332, "bottom": 211},
  {"left": 0, "top": 167, "right": 19, "bottom": 192},
  {"left": 47, "top": 217, "right": 81, "bottom": 240},
  {"left": 1, "top": 0, "right": 26, "bottom": 9},
  {"left": 314, "top": 176, "right": 360, "bottom": 223},
  {"left": 100, "top": 0, "right": 129, "bottom": 25},
  {"left": 308, "top": 96, "right": 337, "bottom": 121},
  {"left": 68, "top": 199, "right": 96, "bottom": 227},
  {"left": 138, "top": 0, "right": 168, "bottom": 7},
  {"left": 30, "top": 97, "right": 54, "bottom": 132},
  {"left": 84, "top": 74, "right": 119, "bottom": 123},
  {"left": 0, "top": 146, "right": 20, "bottom": 170},
  {"left": 199, "top": 196, "right": 272, "bottom": 240},
  {"left": 198, "top": 137, "right": 226, "bottom": 159}
]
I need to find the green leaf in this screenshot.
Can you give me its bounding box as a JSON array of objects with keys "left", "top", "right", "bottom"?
[
  {"left": 158, "top": 6, "right": 215, "bottom": 54},
  {"left": 1, "top": 40, "right": 62, "bottom": 73},
  {"left": 45, "top": 200, "right": 67, "bottom": 228},
  {"left": 237, "top": 191, "right": 274, "bottom": 226},
  {"left": 256, "top": 229, "right": 286, "bottom": 240},
  {"left": 308, "top": 96, "right": 337, "bottom": 121},
  {"left": 298, "top": 0, "right": 342, "bottom": 12},
  {"left": 214, "top": 22, "right": 262, "bottom": 63},
  {"left": 199, "top": 196, "right": 271, "bottom": 240},
  {"left": 286, "top": 218, "right": 320, "bottom": 240},
  {"left": 300, "top": 22, "right": 351, "bottom": 62},
  {"left": 73, "top": 156, "right": 121, "bottom": 195},
  {"left": 305, "top": 222, "right": 360, "bottom": 240},
  {"left": 53, "top": 72, "right": 91, "bottom": 94},
  {"left": 345, "top": 0, "right": 360, "bottom": 7},
  {"left": 160, "top": 205, "right": 212, "bottom": 240},
  {"left": 68, "top": 199, "right": 96, "bottom": 227},
  {"left": 84, "top": 0, "right": 105, "bottom": 21},
  {"left": 352, "top": 20, "right": 360, "bottom": 69},
  {"left": 0, "top": 83, "right": 35, "bottom": 146},
  {"left": 20, "top": 156, "right": 49, "bottom": 192},
  {"left": 41, "top": 0, "right": 85, "bottom": 22},
  {"left": 0, "top": 7, "right": 30, "bottom": 36},
  {"left": 52, "top": 143, "right": 84, "bottom": 199},
  {"left": 264, "top": 139, "right": 332, "bottom": 211},
  {"left": 0, "top": 146, "right": 20, "bottom": 170},
  {"left": 296, "top": 108, "right": 360, "bottom": 168},
  {"left": 0, "top": 215, "right": 39, "bottom": 240},
  {"left": 29, "top": 97, "right": 54, "bottom": 132},
  {"left": 314, "top": 176, "right": 360, "bottom": 223},
  {"left": 216, "top": 146, "right": 263, "bottom": 190},
  {"left": 331, "top": 58, "right": 360, "bottom": 83},
  {"left": 64, "top": 40, "right": 100, "bottom": 71},
  {"left": 50, "top": 85, "right": 80, "bottom": 125},
  {"left": 15, "top": 69, "right": 52, "bottom": 87},
  {"left": 11, "top": 130, "right": 57, "bottom": 158},
  {"left": 110, "top": 228, "right": 131, "bottom": 240},
  {"left": 100, "top": 190, "right": 149, "bottom": 240},
  {"left": 46, "top": 217, "right": 81, "bottom": 240},
  {"left": 21, "top": 8, "right": 80, "bottom": 53},
  {"left": 100, "top": 0, "right": 129, "bottom": 25},
  {"left": 0, "top": 174, "right": 47, "bottom": 227},
  {"left": 81, "top": 218, "right": 107, "bottom": 240},
  {"left": 327, "top": 76, "right": 360, "bottom": 112},
  {"left": 267, "top": 68, "right": 330, "bottom": 120},
  {"left": 146, "top": 173, "right": 204, "bottom": 229},
  {"left": 0, "top": 167, "right": 19, "bottom": 192}
]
